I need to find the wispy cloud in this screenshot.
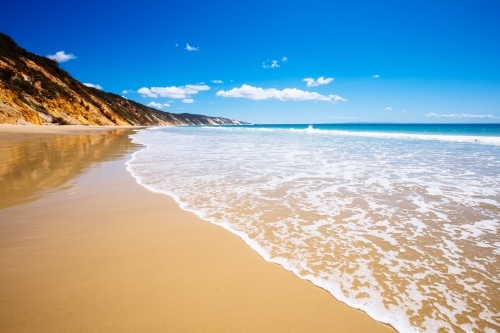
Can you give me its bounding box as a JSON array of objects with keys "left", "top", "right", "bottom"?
[
  {"left": 303, "top": 76, "right": 334, "bottom": 87},
  {"left": 147, "top": 102, "right": 170, "bottom": 109},
  {"left": 122, "top": 89, "right": 134, "bottom": 94},
  {"left": 282, "top": 57, "right": 288, "bottom": 62},
  {"left": 263, "top": 59, "right": 280, "bottom": 69},
  {"left": 384, "top": 107, "right": 393, "bottom": 111},
  {"left": 372, "top": 74, "right": 380, "bottom": 78},
  {"left": 137, "top": 84, "right": 209, "bottom": 99},
  {"left": 216, "top": 84, "right": 347, "bottom": 102},
  {"left": 185, "top": 43, "right": 199, "bottom": 51},
  {"left": 83, "top": 83, "right": 102, "bottom": 90},
  {"left": 426, "top": 112, "right": 496, "bottom": 119},
  {"left": 211, "top": 80, "right": 223, "bottom": 84},
  {"left": 47, "top": 51, "right": 76, "bottom": 63},
  {"left": 182, "top": 98, "right": 194, "bottom": 104}
]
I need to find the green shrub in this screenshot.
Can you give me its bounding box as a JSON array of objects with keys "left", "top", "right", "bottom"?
[{"left": 12, "top": 77, "right": 37, "bottom": 95}]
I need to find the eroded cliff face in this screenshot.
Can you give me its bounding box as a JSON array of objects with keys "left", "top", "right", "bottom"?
[
  {"left": 0, "top": 86, "right": 43, "bottom": 124},
  {"left": 0, "top": 33, "right": 248, "bottom": 126}
]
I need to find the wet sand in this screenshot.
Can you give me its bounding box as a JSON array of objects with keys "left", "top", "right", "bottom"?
[{"left": 0, "top": 125, "right": 395, "bottom": 332}]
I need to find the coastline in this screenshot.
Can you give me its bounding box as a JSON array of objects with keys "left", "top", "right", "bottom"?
[{"left": 0, "top": 126, "right": 395, "bottom": 332}]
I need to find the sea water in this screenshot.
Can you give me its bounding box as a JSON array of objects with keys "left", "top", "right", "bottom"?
[{"left": 126, "top": 123, "right": 500, "bottom": 333}]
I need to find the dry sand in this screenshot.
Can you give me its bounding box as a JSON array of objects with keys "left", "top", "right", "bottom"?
[{"left": 0, "top": 125, "right": 395, "bottom": 332}]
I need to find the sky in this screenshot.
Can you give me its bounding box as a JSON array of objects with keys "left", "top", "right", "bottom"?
[{"left": 1, "top": 0, "right": 500, "bottom": 124}]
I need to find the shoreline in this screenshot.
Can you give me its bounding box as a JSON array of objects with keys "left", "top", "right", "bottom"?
[{"left": 0, "top": 126, "right": 395, "bottom": 332}]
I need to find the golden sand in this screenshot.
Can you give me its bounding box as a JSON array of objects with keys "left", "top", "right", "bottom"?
[{"left": 0, "top": 125, "right": 395, "bottom": 332}]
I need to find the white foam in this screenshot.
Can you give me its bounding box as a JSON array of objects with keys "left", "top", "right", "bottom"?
[
  {"left": 126, "top": 126, "right": 500, "bottom": 333},
  {"left": 198, "top": 125, "right": 500, "bottom": 146}
]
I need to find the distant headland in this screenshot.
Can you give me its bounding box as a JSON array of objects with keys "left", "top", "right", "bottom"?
[{"left": 0, "top": 33, "right": 248, "bottom": 126}]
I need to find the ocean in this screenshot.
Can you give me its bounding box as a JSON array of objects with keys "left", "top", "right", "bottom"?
[{"left": 126, "top": 123, "right": 500, "bottom": 333}]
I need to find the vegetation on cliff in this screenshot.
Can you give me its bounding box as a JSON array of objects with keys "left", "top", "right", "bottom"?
[{"left": 0, "top": 33, "right": 247, "bottom": 126}]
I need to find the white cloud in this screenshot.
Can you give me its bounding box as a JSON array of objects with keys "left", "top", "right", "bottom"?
[
  {"left": 138, "top": 84, "right": 210, "bottom": 99},
  {"left": 372, "top": 74, "right": 380, "bottom": 78},
  {"left": 303, "top": 76, "right": 334, "bottom": 87},
  {"left": 384, "top": 107, "right": 393, "bottom": 111},
  {"left": 426, "top": 113, "right": 496, "bottom": 119},
  {"left": 47, "top": 51, "right": 76, "bottom": 63},
  {"left": 211, "top": 80, "right": 223, "bottom": 84},
  {"left": 185, "top": 43, "right": 199, "bottom": 51},
  {"left": 282, "top": 57, "right": 288, "bottom": 62},
  {"left": 263, "top": 60, "right": 280, "bottom": 69},
  {"left": 83, "top": 83, "right": 103, "bottom": 90},
  {"left": 147, "top": 102, "right": 170, "bottom": 109},
  {"left": 137, "top": 87, "right": 158, "bottom": 98},
  {"left": 182, "top": 98, "right": 194, "bottom": 103},
  {"left": 122, "top": 89, "right": 134, "bottom": 94},
  {"left": 215, "top": 84, "right": 347, "bottom": 103}
]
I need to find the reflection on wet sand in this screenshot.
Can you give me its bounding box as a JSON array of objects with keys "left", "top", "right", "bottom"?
[{"left": 0, "top": 128, "right": 138, "bottom": 209}]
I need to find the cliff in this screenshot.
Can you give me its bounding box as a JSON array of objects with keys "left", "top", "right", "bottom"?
[{"left": 0, "top": 33, "right": 247, "bottom": 126}]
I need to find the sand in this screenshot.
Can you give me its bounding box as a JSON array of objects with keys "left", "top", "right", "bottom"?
[{"left": 0, "top": 125, "right": 395, "bottom": 332}]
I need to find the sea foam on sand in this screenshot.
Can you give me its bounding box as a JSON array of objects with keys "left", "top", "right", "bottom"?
[{"left": 127, "top": 125, "right": 500, "bottom": 333}]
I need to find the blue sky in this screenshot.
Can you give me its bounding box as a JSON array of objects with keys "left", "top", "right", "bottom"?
[{"left": 2, "top": 0, "right": 499, "bottom": 123}]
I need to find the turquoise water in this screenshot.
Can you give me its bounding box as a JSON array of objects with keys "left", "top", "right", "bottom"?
[
  {"left": 225, "top": 123, "right": 500, "bottom": 136},
  {"left": 127, "top": 123, "right": 500, "bottom": 333}
]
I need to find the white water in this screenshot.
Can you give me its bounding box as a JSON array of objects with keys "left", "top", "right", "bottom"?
[{"left": 127, "top": 126, "right": 500, "bottom": 332}]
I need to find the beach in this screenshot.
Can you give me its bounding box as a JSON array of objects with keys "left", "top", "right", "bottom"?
[
  {"left": 0, "top": 125, "right": 394, "bottom": 333},
  {"left": 126, "top": 124, "right": 500, "bottom": 332}
]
